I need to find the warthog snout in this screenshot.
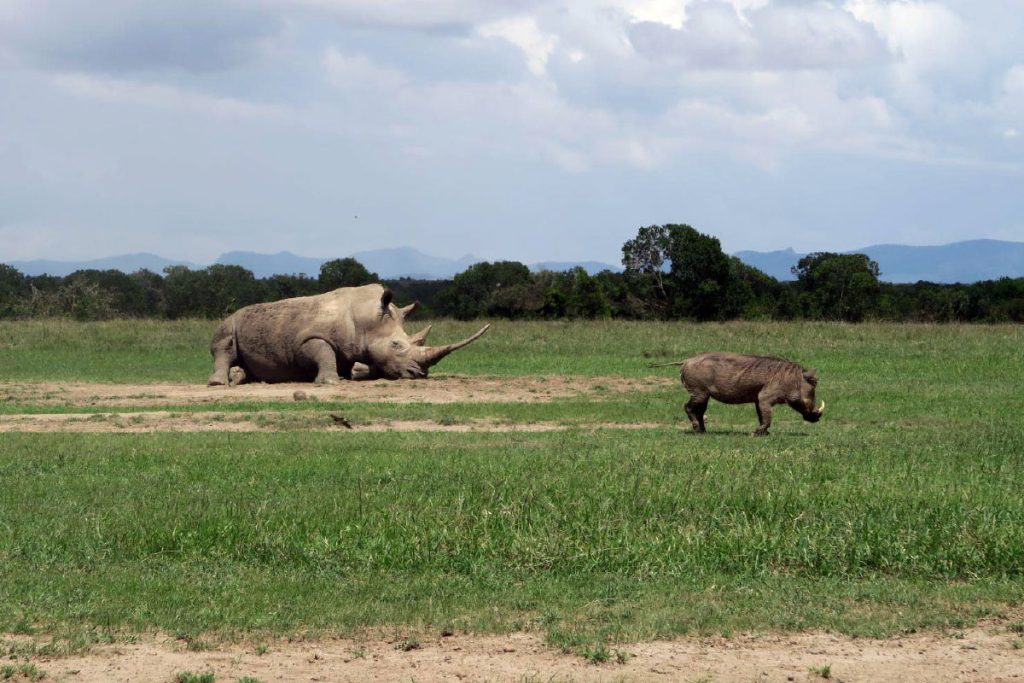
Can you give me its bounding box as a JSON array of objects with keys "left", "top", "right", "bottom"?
[{"left": 803, "top": 400, "right": 826, "bottom": 422}]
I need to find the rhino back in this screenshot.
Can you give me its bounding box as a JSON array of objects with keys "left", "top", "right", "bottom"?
[
  {"left": 233, "top": 292, "right": 357, "bottom": 381},
  {"left": 682, "top": 352, "right": 800, "bottom": 403}
]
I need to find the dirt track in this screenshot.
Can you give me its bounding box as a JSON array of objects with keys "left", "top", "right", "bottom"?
[
  {"left": 0, "top": 375, "right": 671, "bottom": 408},
  {"left": 11, "top": 624, "right": 1024, "bottom": 683},
  {"left": 0, "top": 376, "right": 674, "bottom": 433}
]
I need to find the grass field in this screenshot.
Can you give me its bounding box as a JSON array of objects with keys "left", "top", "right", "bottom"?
[{"left": 1, "top": 319, "right": 1023, "bottom": 654}]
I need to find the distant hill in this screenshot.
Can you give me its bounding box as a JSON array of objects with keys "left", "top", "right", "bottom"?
[
  {"left": 211, "top": 247, "right": 486, "bottom": 279},
  {"left": 350, "top": 247, "right": 483, "bottom": 280},
  {"left": 7, "top": 239, "right": 1022, "bottom": 283},
  {"left": 735, "top": 239, "right": 1024, "bottom": 284},
  {"left": 214, "top": 251, "right": 324, "bottom": 278},
  {"left": 7, "top": 253, "right": 197, "bottom": 277},
  {"left": 4, "top": 247, "right": 615, "bottom": 280}
]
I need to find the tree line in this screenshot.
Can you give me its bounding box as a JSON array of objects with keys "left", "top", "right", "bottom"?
[{"left": 2, "top": 225, "right": 1022, "bottom": 322}]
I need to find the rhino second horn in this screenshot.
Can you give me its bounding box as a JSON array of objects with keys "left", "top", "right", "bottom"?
[
  {"left": 409, "top": 324, "right": 432, "bottom": 346},
  {"left": 418, "top": 324, "right": 490, "bottom": 367}
]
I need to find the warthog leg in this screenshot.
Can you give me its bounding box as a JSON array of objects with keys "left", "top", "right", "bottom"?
[
  {"left": 298, "top": 338, "right": 341, "bottom": 385},
  {"left": 684, "top": 394, "right": 709, "bottom": 433},
  {"left": 753, "top": 394, "right": 773, "bottom": 436}
]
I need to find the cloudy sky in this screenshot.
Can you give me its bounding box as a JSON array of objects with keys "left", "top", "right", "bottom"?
[{"left": 1, "top": 0, "right": 1021, "bottom": 265}]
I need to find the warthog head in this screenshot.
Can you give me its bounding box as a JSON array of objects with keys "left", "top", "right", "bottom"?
[{"left": 792, "top": 367, "right": 826, "bottom": 423}]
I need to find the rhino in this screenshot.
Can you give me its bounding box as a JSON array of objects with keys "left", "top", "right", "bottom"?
[
  {"left": 652, "top": 352, "right": 825, "bottom": 436},
  {"left": 207, "top": 284, "right": 489, "bottom": 385}
]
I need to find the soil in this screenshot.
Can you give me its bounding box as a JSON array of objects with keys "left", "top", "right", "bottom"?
[
  {"left": 11, "top": 624, "right": 1024, "bottom": 683},
  {"left": 0, "top": 375, "right": 673, "bottom": 433},
  {"left": 0, "top": 375, "right": 671, "bottom": 408},
  {"left": 0, "top": 411, "right": 665, "bottom": 433}
]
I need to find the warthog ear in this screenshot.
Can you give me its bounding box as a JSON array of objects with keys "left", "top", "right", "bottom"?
[
  {"left": 380, "top": 289, "right": 394, "bottom": 316},
  {"left": 803, "top": 368, "right": 819, "bottom": 385}
]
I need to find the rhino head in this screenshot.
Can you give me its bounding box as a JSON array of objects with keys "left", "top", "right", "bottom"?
[
  {"left": 791, "top": 367, "right": 826, "bottom": 423},
  {"left": 359, "top": 290, "right": 490, "bottom": 380}
]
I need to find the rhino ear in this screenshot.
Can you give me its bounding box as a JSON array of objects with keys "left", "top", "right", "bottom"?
[
  {"left": 380, "top": 289, "right": 394, "bottom": 316},
  {"left": 398, "top": 302, "right": 418, "bottom": 319},
  {"left": 803, "top": 368, "right": 819, "bottom": 385}
]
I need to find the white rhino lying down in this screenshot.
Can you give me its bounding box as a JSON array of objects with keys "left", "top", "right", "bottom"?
[
  {"left": 208, "top": 284, "right": 489, "bottom": 385},
  {"left": 652, "top": 352, "right": 825, "bottom": 436}
]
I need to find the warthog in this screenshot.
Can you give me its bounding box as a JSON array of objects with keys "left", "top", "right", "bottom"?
[{"left": 652, "top": 352, "right": 825, "bottom": 436}]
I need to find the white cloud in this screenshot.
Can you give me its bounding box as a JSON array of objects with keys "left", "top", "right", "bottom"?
[
  {"left": 0, "top": 0, "right": 279, "bottom": 72},
  {"left": 51, "top": 73, "right": 290, "bottom": 120},
  {"left": 478, "top": 15, "right": 557, "bottom": 77},
  {"left": 845, "top": 0, "right": 967, "bottom": 72},
  {"left": 628, "top": 1, "right": 888, "bottom": 70},
  {"left": 322, "top": 48, "right": 410, "bottom": 90},
  {"left": 255, "top": 0, "right": 540, "bottom": 31}
]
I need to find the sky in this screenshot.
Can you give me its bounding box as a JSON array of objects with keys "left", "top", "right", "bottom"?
[{"left": 1, "top": 0, "right": 1022, "bottom": 266}]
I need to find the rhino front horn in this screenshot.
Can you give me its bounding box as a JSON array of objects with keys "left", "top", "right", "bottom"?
[{"left": 419, "top": 324, "right": 490, "bottom": 367}]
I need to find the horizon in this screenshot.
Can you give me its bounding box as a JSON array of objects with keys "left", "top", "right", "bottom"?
[
  {"left": 7, "top": 235, "right": 1024, "bottom": 268},
  {"left": 2, "top": 1, "right": 1022, "bottom": 265}
]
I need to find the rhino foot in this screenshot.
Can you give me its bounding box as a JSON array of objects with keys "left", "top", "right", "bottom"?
[
  {"left": 208, "top": 375, "right": 227, "bottom": 387},
  {"left": 228, "top": 367, "right": 247, "bottom": 386},
  {"left": 314, "top": 374, "right": 341, "bottom": 385}
]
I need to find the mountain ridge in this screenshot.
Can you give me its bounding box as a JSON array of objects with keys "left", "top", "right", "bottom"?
[
  {"left": 734, "top": 239, "right": 1024, "bottom": 284},
  {"left": 5, "top": 239, "right": 1023, "bottom": 283}
]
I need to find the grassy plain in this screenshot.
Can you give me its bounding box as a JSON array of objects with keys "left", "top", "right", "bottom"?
[{"left": 1, "top": 319, "right": 1023, "bottom": 652}]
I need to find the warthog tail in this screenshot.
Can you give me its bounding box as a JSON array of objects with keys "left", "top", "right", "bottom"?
[{"left": 648, "top": 360, "right": 687, "bottom": 368}]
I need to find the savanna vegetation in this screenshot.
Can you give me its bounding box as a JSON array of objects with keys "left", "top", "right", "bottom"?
[
  {"left": 1, "top": 320, "right": 1023, "bottom": 653},
  {"left": 2, "top": 225, "right": 1022, "bottom": 323}
]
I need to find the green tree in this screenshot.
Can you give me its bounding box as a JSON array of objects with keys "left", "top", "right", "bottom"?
[
  {"left": 622, "top": 224, "right": 734, "bottom": 320},
  {"left": 725, "top": 257, "right": 780, "bottom": 319},
  {"left": 63, "top": 269, "right": 165, "bottom": 317},
  {"left": 318, "top": 258, "right": 378, "bottom": 291},
  {"left": 264, "top": 274, "right": 320, "bottom": 302},
  {"left": 792, "top": 252, "right": 881, "bottom": 321},
  {"left": 440, "top": 261, "right": 533, "bottom": 319},
  {"left": 164, "top": 265, "right": 261, "bottom": 318},
  {"left": 57, "top": 279, "right": 116, "bottom": 320},
  {"left": 0, "top": 264, "right": 30, "bottom": 318}
]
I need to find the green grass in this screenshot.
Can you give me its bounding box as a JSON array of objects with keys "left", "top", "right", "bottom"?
[
  {"left": 2, "top": 318, "right": 1021, "bottom": 382},
  {"left": 1, "top": 319, "right": 1023, "bottom": 649}
]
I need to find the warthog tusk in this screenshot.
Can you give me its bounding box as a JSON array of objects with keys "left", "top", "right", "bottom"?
[{"left": 817, "top": 400, "right": 825, "bottom": 415}]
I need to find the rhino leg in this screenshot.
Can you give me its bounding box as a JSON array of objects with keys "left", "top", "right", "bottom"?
[
  {"left": 684, "top": 395, "right": 708, "bottom": 433},
  {"left": 208, "top": 322, "right": 237, "bottom": 386},
  {"left": 350, "top": 363, "right": 380, "bottom": 381},
  {"left": 753, "top": 395, "right": 773, "bottom": 436},
  {"left": 298, "top": 338, "right": 341, "bottom": 385}
]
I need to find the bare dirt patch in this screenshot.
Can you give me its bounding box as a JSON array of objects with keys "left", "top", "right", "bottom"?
[
  {"left": 0, "top": 375, "right": 670, "bottom": 408},
  {"left": 14, "top": 625, "right": 1024, "bottom": 683},
  {"left": 0, "top": 411, "right": 662, "bottom": 433}
]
